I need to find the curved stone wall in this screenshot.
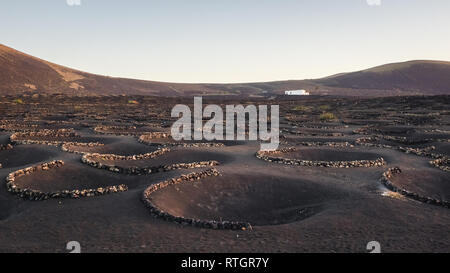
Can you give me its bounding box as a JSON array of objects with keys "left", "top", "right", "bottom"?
[
  {"left": 284, "top": 129, "right": 344, "bottom": 137},
  {"left": 138, "top": 133, "right": 225, "bottom": 148},
  {"left": 61, "top": 142, "right": 105, "bottom": 154},
  {"left": 256, "top": 147, "right": 386, "bottom": 168},
  {"left": 5, "top": 160, "right": 128, "bottom": 201},
  {"left": 141, "top": 168, "right": 251, "bottom": 230},
  {"left": 81, "top": 148, "right": 220, "bottom": 175},
  {"left": 380, "top": 167, "right": 450, "bottom": 208},
  {"left": 0, "top": 144, "right": 14, "bottom": 169},
  {"left": 11, "top": 129, "right": 78, "bottom": 139},
  {"left": 139, "top": 132, "right": 170, "bottom": 140},
  {"left": 84, "top": 148, "right": 170, "bottom": 161},
  {"left": 430, "top": 158, "right": 450, "bottom": 172},
  {"left": 0, "top": 122, "right": 39, "bottom": 132}
]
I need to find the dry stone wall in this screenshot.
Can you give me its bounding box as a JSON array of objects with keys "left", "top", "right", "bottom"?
[
  {"left": 81, "top": 148, "right": 220, "bottom": 175},
  {"left": 10, "top": 129, "right": 104, "bottom": 151},
  {"left": 138, "top": 133, "right": 225, "bottom": 148},
  {"left": 356, "top": 136, "right": 449, "bottom": 172},
  {"left": 0, "top": 144, "right": 14, "bottom": 169},
  {"left": 61, "top": 142, "right": 105, "bottom": 154},
  {"left": 284, "top": 129, "right": 344, "bottom": 137},
  {"left": 380, "top": 167, "right": 450, "bottom": 208}
]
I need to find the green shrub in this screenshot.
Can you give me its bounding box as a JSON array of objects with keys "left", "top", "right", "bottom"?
[
  {"left": 292, "top": 105, "right": 311, "bottom": 111},
  {"left": 320, "top": 112, "right": 337, "bottom": 121}
]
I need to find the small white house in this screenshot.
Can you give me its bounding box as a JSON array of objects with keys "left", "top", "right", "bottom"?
[{"left": 285, "top": 89, "right": 310, "bottom": 96}]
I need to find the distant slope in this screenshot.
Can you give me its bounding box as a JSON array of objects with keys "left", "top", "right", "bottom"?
[
  {"left": 0, "top": 43, "right": 308, "bottom": 96},
  {"left": 0, "top": 44, "right": 77, "bottom": 94},
  {"left": 0, "top": 44, "right": 208, "bottom": 96},
  {"left": 1, "top": 44, "right": 449, "bottom": 96},
  {"left": 315, "top": 60, "right": 450, "bottom": 95}
]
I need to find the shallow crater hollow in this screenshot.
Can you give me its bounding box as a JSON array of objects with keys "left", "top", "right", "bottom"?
[{"left": 150, "top": 173, "right": 345, "bottom": 226}]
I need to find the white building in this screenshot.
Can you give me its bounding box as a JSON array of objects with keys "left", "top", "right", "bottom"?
[{"left": 285, "top": 89, "right": 310, "bottom": 96}]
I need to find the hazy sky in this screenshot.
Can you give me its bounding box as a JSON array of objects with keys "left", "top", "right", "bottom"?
[{"left": 2, "top": 0, "right": 450, "bottom": 83}]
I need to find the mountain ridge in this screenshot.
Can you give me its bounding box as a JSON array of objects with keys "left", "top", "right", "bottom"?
[{"left": 1, "top": 44, "right": 449, "bottom": 96}]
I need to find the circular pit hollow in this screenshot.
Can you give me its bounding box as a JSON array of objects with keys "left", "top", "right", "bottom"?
[{"left": 150, "top": 173, "right": 346, "bottom": 226}]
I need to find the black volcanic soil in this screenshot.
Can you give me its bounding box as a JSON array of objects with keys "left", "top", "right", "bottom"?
[
  {"left": 0, "top": 95, "right": 449, "bottom": 253},
  {"left": 150, "top": 172, "right": 346, "bottom": 226},
  {"left": 0, "top": 145, "right": 58, "bottom": 168},
  {"left": 95, "top": 148, "right": 233, "bottom": 168}
]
